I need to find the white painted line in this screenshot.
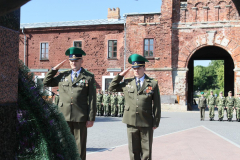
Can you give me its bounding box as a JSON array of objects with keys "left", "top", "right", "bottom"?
[
  {"left": 202, "top": 125, "right": 240, "bottom": 149},
  {"left": 87, "top": 126, "right": 203, "bottom": 155}
]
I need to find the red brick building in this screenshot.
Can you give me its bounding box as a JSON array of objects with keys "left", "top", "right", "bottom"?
[{"left": 19, "top": 0, "right": 240, "bottom": 110}]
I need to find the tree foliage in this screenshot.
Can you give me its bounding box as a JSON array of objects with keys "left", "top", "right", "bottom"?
[{"left": 194, "top": 60, "right": 224, "bottom": 91}]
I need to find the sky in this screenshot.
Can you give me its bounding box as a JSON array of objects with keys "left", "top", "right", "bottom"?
[
  {"left": 20, "top": 0, "right": 162, "bottom": 23},
  {"left": 194, "top": 60, "right": 211, "bottom": 67}
]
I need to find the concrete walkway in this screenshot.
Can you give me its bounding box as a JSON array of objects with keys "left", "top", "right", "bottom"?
[{"left": 87, "top": 126, "right": 240, "bottom": 160}]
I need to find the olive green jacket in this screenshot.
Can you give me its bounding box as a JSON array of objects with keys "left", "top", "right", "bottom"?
[
  {"left": 207, "top": 95, "right": 216, "bottom": 106},
  {"left": 118, "top": 95, "right": 125, "bottom": 105},
  {"left": 216, "top": 96, "right": 226, "bottom": 107},
  {"left": 225, "top": 96, "right": 235, "bottom": 107},
  {"left": 97, "top": 94, "right": 103, "bottom": 105},
  {"left": 103, "top": 94, "right": 111, "bottom": 104},
  {"left": 198, "top": 97, "right": 207, "bottom": 108},
  {"left": 111, "top": 96, "right": 118, "bottom": 105},
  {"left": 43, "top": 68, "right": 96, "bottom": 122},
  {"left": 109, "top": 74, "right": 161, "bottom": 128}
]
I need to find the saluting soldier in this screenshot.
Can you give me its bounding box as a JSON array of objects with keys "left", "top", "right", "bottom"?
[
  {"left": 43, "top": 47, "right": 96, "bottom": 160},
  {"left": 235, "top": 93, "right": 240, "bottom": 122},
  {"left": 110, "top": 92, "right": 118, "bottom": 117},
  {"left": 118, "top": 92, "right": 125, "bottom": 117},
  {"left": 103, "top": 90, "right": 111, "bottom": 117},
  {"left": 216, "top": 91, "right": 226, "bottom": 121},
  {"left": 225, "top": 91, "right": 235, "bottom": 122},
  {"left": 198, "top": 92, "right": 207, "bottom": 121},
  {"left": 97, "top": 89, "right": 103, "bottom": 116},
  {"left": 207, "top": 90, "right": 216, "bottom": 121},
  {"left": 54, "top": 89, "right": 60, "bottom": 106},
  {"left": 109, "top": 54, "right": 161, "bottom": 160}
]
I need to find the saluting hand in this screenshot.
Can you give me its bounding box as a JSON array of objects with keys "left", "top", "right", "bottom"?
[
  {"left": 119, "top": 67, "right": 131, "bottom": 77},
  {"left": 53, "top": 59, "right": 67, "bottom": 70}
]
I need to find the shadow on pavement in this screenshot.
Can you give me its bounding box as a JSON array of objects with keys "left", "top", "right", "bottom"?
[{"left": 95, "top": 117, "right": 122, "bottom": 123}]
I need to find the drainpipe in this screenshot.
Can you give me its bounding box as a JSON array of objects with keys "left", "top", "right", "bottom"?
[
  {"left": 124, "top": 14, "right": 127, "bottom": 70},
  {"left": 22, "top": 27, "right": 26, "bottom": 65}
]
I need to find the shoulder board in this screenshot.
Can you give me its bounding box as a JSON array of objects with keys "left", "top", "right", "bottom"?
[
  {"left": 60, "top": 69, "right": 71, "bottom": 73},
  {"left": 125, "top": 77, "right": 134, "bottom": 80},
  {"left": 85, "top": 70, "right": 94, "bottom": 75}
]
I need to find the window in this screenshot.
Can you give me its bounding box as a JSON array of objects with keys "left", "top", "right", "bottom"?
[
  {"left": 108, "top": 40, "right": 117, "bottom": 58},
  {"left": 40, "top": 42, "right": 49, "bottom": 60},
  {"left": 144, "top": 39, "right": 154, "bottom": 57},
  {"left": 105, "top": 78, "right": 113, "bottom": 90},
  {"left": 74, "top": 41, "right": 82, "bottom": 49},
  {"left": 180, "top": 0, "right": 187, "bottom": 8}
]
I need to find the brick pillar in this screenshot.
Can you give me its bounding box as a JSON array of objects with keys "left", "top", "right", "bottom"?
[
  {"left": 215, "top": 6, "right": 220, "bottom": 21},
  {"left": 226, "top": 5, "right": 232, "bottom": 21},
  {"left": 192, "top": 7, "right": 198, "bottom": 22},
  {"left": 0, "top": 9, "right": 19, "bottom": 159},
  {"left": 203, "top": 7, "right": 209, "bottom": 22}
]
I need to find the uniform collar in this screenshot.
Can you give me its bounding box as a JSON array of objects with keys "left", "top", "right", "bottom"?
[{"left": 135, "top": 74, "right": 145, "bottom": 83}]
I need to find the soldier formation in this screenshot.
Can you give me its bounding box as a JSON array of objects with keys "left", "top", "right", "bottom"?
[
  {"left": 96, "top": 89, "right": 125, "bottom": 117},
  {"left": 198, "top": 90, "right": 240, "bottom": 122}
]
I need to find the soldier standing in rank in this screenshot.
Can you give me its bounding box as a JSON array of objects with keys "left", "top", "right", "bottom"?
[
  {"left": 97, "top": 89, "right": 103, "bottom": 116},
  {"left": 216, "top": 91, "right": 226, "bottom": 121},
  {"left": 54, "top": 89, "right": 60, "bottom": 106},
  {"left": 207, "top": 90, "right": 216, "bottom": 121},
  {"left": 118, "top": 92, "right": 125, "bottom": 117},
  {"left": 225, "top": 91, "right": 235, "bottom": 122},
  {"left": 109, "top": 54, "right": 161, "bottom": 160},
  {"left": 111, "top": 92, "right": 118, "bottom": 117},
  {"left": 103, "top": 90, "right": 111, "bottom": 117},
  {"left": 235, "top": 93, "right": 240, "bottom": 122},
  {"left": 198, "top": 92, "right": 207, "bottom": 121},
  {"left": 43, "top": 47, "right": 96, "bottom": 160}
]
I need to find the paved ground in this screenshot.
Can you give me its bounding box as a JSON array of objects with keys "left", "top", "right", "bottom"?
[{"left": 86, "top": 111, "right": 240, "bottom": 159}]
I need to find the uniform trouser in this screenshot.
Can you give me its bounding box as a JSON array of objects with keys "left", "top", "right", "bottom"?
[
  {"left": 227, "top": 106, "right": 234, "bottom": 118},
  {"left": 104, "top": 104, "right": 110, "bottom": 115},
  {"left": 127, "top": 125, "right": 153, "bottom": 160},
  {"left": 67, "top": 122, "right": 87, "bottom": 160},
  {"left": 218, "top": 106, "right": 225, "bottom": 118},
  {"left": 200, "top": 107, "right": 205, "bottom": 120},
  {"left": 209, "top": 105, "right": 215, "bottom": 118},
  {"left": 111, "top": 104, "right": 118, "bottom": 115},
  {"left": 118, "top": 104, "right": 124, "bottom": 114},
  {"left": 236, "top": 108, "right": 240, "bottom": 119},
  {"left": 97, "top": 103, "right": 102, "bottom": 114}
]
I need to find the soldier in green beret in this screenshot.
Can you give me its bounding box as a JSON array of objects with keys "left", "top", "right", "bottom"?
[
  {"left": 216, "top": 91, "right": 226, "bottom": 121},
  {"left": 198, "top": 92, "right": 207, "bottom": 121},
  {"left": 225, "top": 91, "right": 235, "bottom": 122},
  {"left": 109, "top": 54, "right": 161, "bottom": 160},
  {"left": 235, "top": 93, "right": 240, "bottom": 122},
  {"left": 97, "top": 89, "right": 103, "bottom": 116},
  {"left": 207, "top": 90, "right": 216, "bottom": 121},
  {"left": 118, "top": 92, "right": 125, "bottom": 117},
  {"left": 111, "top": 92, "right": 118, "bottom": 117},
  {"left": 103, "top": 90, "right": 111, "bottom": 117},
  {"left": 43, "top": 47, "right": 96, "bottom": 160},
  {"left": 54, "top": 89, "right": 60, "bottom": 106}
]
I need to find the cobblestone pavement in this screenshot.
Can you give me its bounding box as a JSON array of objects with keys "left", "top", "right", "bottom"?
[{"left": 86, "top": 111, "right": 240, "bottom": 159}]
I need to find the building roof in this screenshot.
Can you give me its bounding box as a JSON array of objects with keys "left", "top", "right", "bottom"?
[
  {"left": 123, "top": 12, "right": 161, "bottom": 16},
  {"left": 21, "top": 18, "right": 125, "bottom": 29}
]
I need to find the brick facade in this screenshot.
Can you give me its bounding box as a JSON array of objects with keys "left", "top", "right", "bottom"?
[{"left": 19, "top": 1, "right": 240, "bottom": 108}]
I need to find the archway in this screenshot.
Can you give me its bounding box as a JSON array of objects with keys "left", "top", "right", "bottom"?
[{"left": 187, "top": 46, "right": 234, "bottom": 106}]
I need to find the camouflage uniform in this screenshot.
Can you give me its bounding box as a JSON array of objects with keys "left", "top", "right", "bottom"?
[
  {"left": 103, "top": 92, "right": 111, "bottom": 116},
  {"left": 225, "top": 96, "right": 235, "bottom": 120},
  {"left": 216, "top": 95, "right": 226, "bottom": 121},
  {"left": 118, "top": 94, "right": 125, "bottom": 117},
  {"left": 198, "top": 95, "right": 207, "bottom": 121},
  {"left": 235, "top": 95, "right": 240, "bottom": 121},
  {"left": 207, "top": 94, "right": 216, "bottom": 120},
  {"left": 97, "top": 91, "right": 103, "bottom": 116},
  {"left": 111, "top": 94, "right": 118, "bottom": 116}
]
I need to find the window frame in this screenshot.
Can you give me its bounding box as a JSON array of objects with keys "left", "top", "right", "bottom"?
[
  {"left": 73, "top": 41, "right": 83, "bottom": 49},
  {"left": 143, "top": 38, "right": 154, "bottom": 58},
  {"left": 40, "top": 42, "right": 49, "bottom": 61},
  {"left": 108, "top": 40, "right": 118, "bottom": 59}
]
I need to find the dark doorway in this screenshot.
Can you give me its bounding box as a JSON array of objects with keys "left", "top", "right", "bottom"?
[{"left": 187, "top": 46, "right": 234, "bottom": 107}]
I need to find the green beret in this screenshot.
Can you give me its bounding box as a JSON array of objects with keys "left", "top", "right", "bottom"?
[
  {"left": 201, "top": 92, "right": 204, "bottom": 95},
  {"left": 65, "top": 47, "right": 86, "bottom": 60},
  {"left": 128, "top": 54, "right": 149, "bottom": 68}
]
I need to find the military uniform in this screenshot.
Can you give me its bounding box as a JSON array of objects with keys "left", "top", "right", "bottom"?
[
  {"left": 103, "top": 92, "right": 111, "bottom": 116},
  {"left": 198, "top": 94, "right": 207, "bottom": 121},
  {"left": 97, "top": 92, "right": 103, "bottom": 116},
  {"left": 43, "top": 47, "right": 96, "bottom": 160},
  {"left": 109, "top": 54, "right": 161, "bottom": 160},
  {"left": 225, "top": 95, "right": 235, "bottom": 121},
  {"left": 118, "top": 94, "right": 125, "bottom": 117},
  {"left": 235, "top": 93, "right": 240, "bottom": 122},
  {"left": 111, "top": 94, "right": 118, "bottom": 116},
  {"left": 216, "top": 95, "right": 226, "bottom": 121},
  {"left": 207, "top": 94, "right": 216, "bottom": 121}
]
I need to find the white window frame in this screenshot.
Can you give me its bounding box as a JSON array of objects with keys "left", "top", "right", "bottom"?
[
  {"left": 102, "top": 72, "right": 115, "bottom": 91},
  {"left": 108, "top": 40, "right": 118, "bottom": 58},
  {"left": 73, "top": 41, "right": 83, "bottom": 48},
  {"left": 40, "top": 42, "right": 49, "bottom": 60}
]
